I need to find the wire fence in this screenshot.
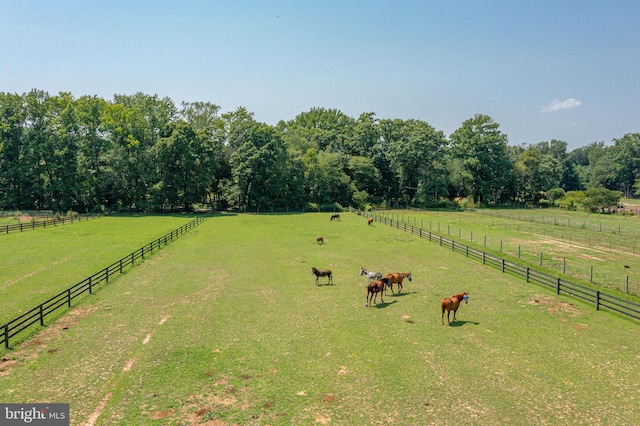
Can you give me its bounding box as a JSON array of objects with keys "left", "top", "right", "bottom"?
[{"left": 354, "top": 209, "right": 640, "bottom": 322}]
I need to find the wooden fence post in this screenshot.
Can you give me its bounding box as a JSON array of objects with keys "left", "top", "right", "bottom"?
[
  {"left": 67, "top": 289, "right": 72, "bottom": 307},
  {"left": 4, "top": 324, "right": 8, "bottom": 348},
  {"left": 89, "top": 276, "right": 92, "bottom": 294},
  {"left": 556, "top": 278, "right": 561, "bottom": 295},
  {"left": 595, "top": 291, "right": 600, "bottom": 310},
  {"left": 39, "top": 305, "right": 44, "bottom": 326}
]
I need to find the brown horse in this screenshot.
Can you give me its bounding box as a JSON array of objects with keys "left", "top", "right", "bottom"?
[
  {"left": 367, "top": 217, "right": 373, "bottom": 226},
  {"left": 316, "top": 235, "right": 324, "bottom": 244},
  {"left": 366, "top": 277, "right": 391, "bottom": 307},
  {"left": 385, "top": 272, "right": 411, "bottom": 294},
  {"left": 441, "top": 292, "right": 469, "bottom": 325},
  {"left": 312, "top": 266, "right": 333, "bottom": 285},
  {"left": 330, "top": 213, "right": 340, "bottom": 221}
]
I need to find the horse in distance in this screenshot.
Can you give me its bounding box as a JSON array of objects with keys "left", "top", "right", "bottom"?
[{"left": 312, "top": 266, "right": 333, "bottom": 286}]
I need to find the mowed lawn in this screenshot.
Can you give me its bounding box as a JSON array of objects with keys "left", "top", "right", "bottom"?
[
  {"left": 0, "top": 213, "right": 638, "bottom": 425},
  {"left": 0, "top": 215, "right": 197, "bottom": 325}
]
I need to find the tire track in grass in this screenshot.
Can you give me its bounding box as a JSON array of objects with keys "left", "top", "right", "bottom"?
[{"left": 87, "top": 314, "right": 171, "bottom": 424}]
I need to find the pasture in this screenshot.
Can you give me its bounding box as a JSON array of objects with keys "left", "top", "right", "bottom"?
[
  {"left": 379, "top": 207, "right": 640, "bottom": 297},
  {"left": 0, "top": 213, "right": 638, "bottom": 425},
  {"left": 0, "top": 215, "right": 197, "bottom": 325}
]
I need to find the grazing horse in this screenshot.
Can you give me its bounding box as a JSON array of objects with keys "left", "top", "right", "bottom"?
[
  {"left": 330, "top": 213, "right": 341, "bottom": 221},
  {"left": 316, "top": 235, "right": 324, "bottom": 244},
  {"left": 441, "top": 292, "right": 469, "bottom": 325},
  {"left": 366, "top": 277, "right": 391, "bottom": 307},
  {"left": 367, "top": 217, "right": 373, "bottom": 226},
  {"left": 385, "top": 272, "right": 411, "bottom": 294},
  {"left": 359, "top": 267, "right": 383, "bottom": 281},
  {"left": 312, "top": 266, "right": 333, "bottom": 286}
]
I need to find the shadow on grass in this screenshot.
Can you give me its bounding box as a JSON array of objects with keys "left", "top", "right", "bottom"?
[
  {"left": 372, "top": 300, "right": 398, "bottom": 309},
  {"left": 449, "top": 320, "right": 480, "bottom": 327},
  {"left": 389, "top": 291, "right": 417, "bottom": 298}
]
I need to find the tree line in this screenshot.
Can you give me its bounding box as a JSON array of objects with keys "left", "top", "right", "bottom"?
[{"left": 1, "top": 90, "right": 638, "bottom": 213}]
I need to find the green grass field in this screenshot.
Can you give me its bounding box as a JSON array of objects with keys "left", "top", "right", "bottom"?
[
  {"left": 377, "top": 207, "right": 640, "bottom": 297},
  {"left": 0, "top": 215, "right": 197, "bottom": 325},
  {"left": 0, "top": 213, "right": 638, "bottom": 425}
]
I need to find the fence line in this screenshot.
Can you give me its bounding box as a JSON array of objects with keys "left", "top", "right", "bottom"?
[
  {"left": 354, "top": 210, "right": 640, "bottom": 322},
  {"left": 0, "top": 214, "right": 102, "bottom": 235},
  {"left": 1, "top": 216, "right": 207, "bottom": 350}
]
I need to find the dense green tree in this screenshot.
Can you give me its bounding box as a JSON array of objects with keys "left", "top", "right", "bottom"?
[
  {"left": 0, "top": 92, "right": 27, "bottom": 209},
  {"left": 449, "top": 114, "right": 513, "bottom": 204},
  {"left": 226, "top": 113, "right": 291, "bottom": 209},
  {"left": 609, "top": 133, "right": 640, "bottom": 197},
  {"left": 584, "top": 187, "right": 622, "bottom": 213},
  {"left": 514, "top": 148, "right": 562, "bottom": 204},
  {"left": 75, "top": 95, "right": 112, "bottom": 211},
  {"left": 152, "top": 121, "right": 219, "bottom": 210}
]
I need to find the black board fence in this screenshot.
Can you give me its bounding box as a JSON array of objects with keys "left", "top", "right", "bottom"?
[
  {"left": 355, "top": 209, "right": 640, "bottom": 321},
  {"left": 0, "top": 213, "right": 102, "bottom": 235},
  {"left": 1, "top": 216, "right": 207, "bottom": 350}
]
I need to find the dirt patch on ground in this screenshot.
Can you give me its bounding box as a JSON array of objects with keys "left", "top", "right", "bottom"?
[
  {"left": 528, "top": 295, "right": 580, "bottom": 317},
  {"left": 0, "top": 306, "right": 97, "bottom": 376}
]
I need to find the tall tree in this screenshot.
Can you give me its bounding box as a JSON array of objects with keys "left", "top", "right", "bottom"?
[
  {"left": 609, "top": 133, "right": 640, "bottom": 197},
  {"left": 449, "top": 114, "right": 513, "bottom": 204},
  {"left": 0, "top": 92, "right": 26, "bottom": 209}
]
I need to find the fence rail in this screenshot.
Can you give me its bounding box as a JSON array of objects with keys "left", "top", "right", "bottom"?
[
  {"left": 357, "top": 210, "right": 640, "bottom": 321},
  {"left": 0, "top": 214, "right": 101, "bottom": 235},
  {"left": 1, "top": 216, "right": 207, "bottom": 350}
]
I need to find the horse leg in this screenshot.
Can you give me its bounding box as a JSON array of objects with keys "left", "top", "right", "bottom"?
[
  {"left": 329, "top": 273, "right": 333, "bottom": 285},
  {"left": 452, "top": 308, "right": 458, "bottom": 323},
  {"left": 315, "top": 276, "right": 319, "bottom": 286},
  {"left": 441, "top": 307, "right": 445, "bottom": 325}
]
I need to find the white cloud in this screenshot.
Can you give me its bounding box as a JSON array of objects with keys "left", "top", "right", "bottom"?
[{"left": 541, "top": 98, "right": 582, "bottom": 113}]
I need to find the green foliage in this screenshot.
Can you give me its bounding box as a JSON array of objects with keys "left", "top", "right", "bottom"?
[{"left": 1, "top": 90, "right": 640, "bottom": 213}]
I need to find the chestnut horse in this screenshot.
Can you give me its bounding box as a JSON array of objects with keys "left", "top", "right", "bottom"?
[
  {"left": 385, "top": 272, "right": 411, "bottom": 294},
  {"left": 367, "top": 217, "right": 373, "bottom": 225},
  {"left": 366, "top": 277, "right": 391, "bottom": 307},
  {"left": 441, "top": 292, "right": 469, "bottom": 325},
  {"left": 312, "top": 266, "right": 333, "bottom": 286}
]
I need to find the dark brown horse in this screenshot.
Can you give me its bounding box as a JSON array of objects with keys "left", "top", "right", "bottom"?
[
  {"left": 316, "top": 235, "right": 324, "bottom": 244},
  {"left": 330, "top": 213, "right": 340, "bottom": 221},
  {"left": 312, "top": 267, "right": 333, "bottom": 286},
  {"left": 366, "top": 277, "right": 391, "bottom": 307},
  {"left": 385, "top": 272, "right": 411, "bottom": 294},
  {"left": 367, "top": 217, "right": 373, "bottom": 225},
  {"left": 441, "top": 292, "right": 469, "bottom": 325}
]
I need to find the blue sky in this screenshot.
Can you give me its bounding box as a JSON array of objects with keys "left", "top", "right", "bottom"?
[{"left": 1, "top": 0, "right": 639, "bottom": 150}]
